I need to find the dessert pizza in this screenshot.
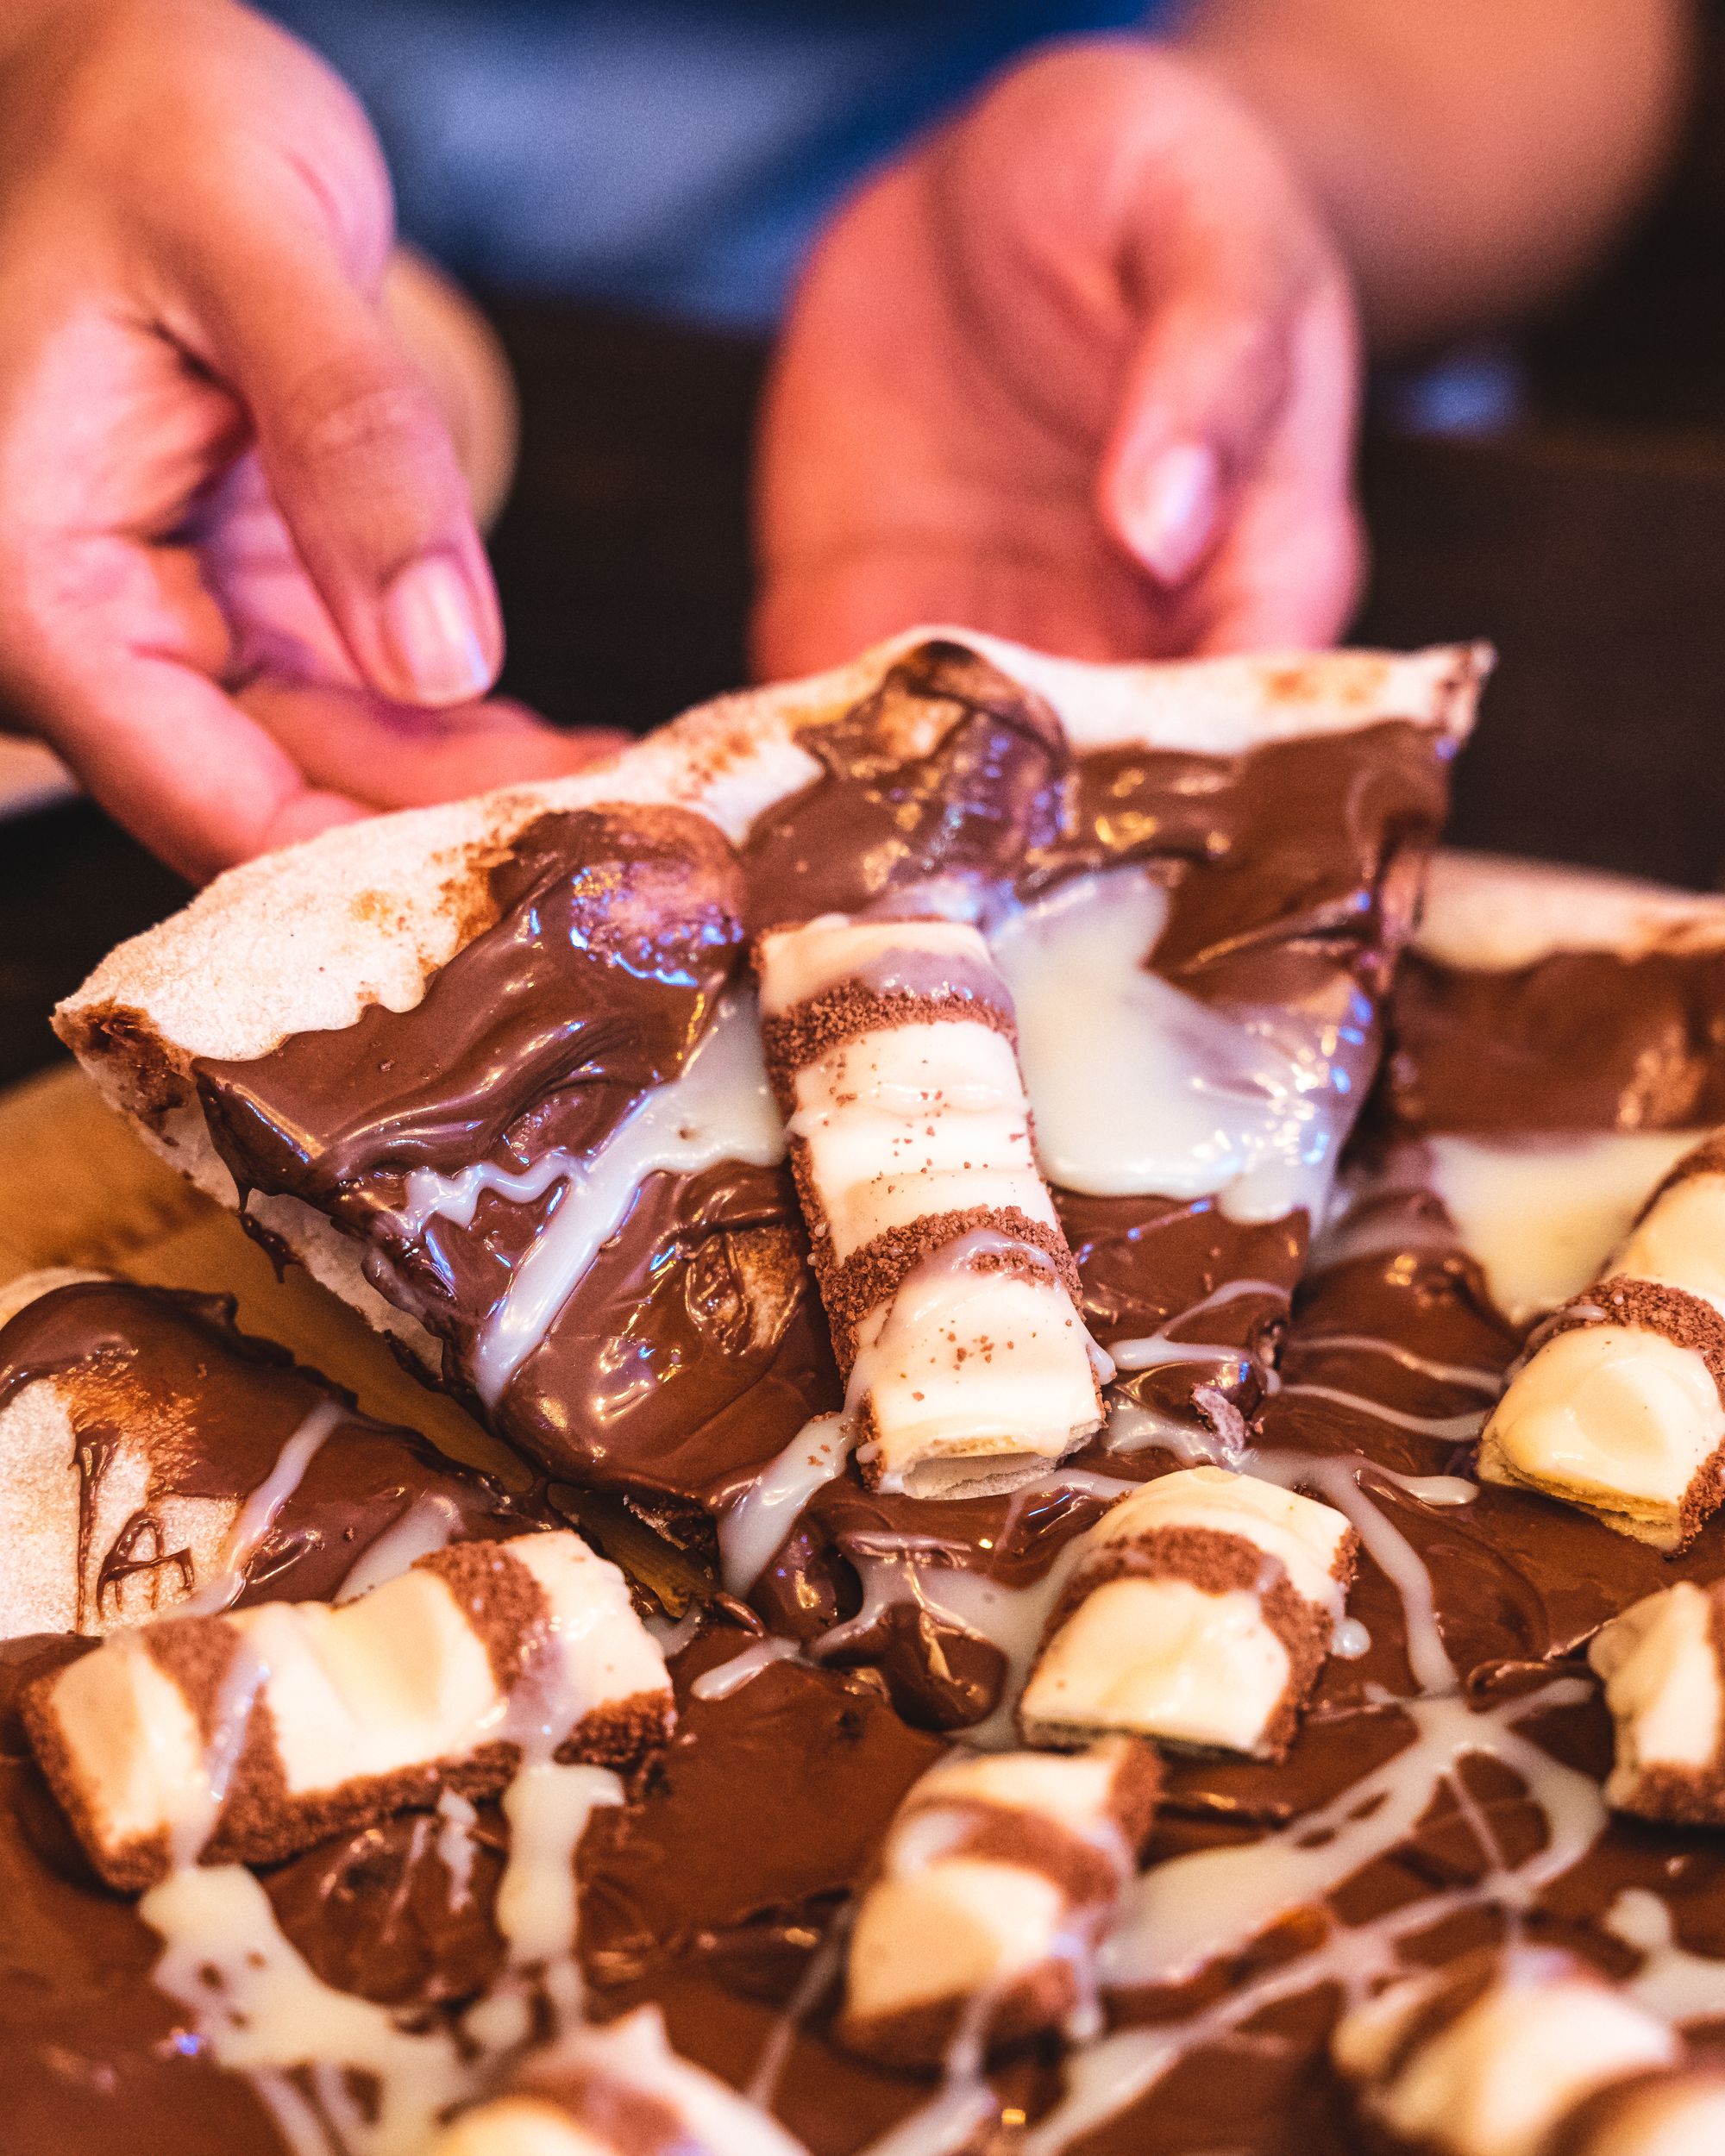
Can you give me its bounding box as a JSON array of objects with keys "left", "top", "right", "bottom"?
[{"left": 9, "top": 627, "right": 1725, "bottom": 2154}]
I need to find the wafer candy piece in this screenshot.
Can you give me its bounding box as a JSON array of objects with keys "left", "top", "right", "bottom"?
[
  {"left": 1019, "top": 1465, "right": 1357, "bottom": 1759},
  {"left": 1547, "top": 2068, "right": 1725, "bottom": 2156},
  {"left": 1480, "top": 1133, "right": 1725, "bottom": 1547},
  {"left": 839, "top": 1738, "right": 1157, "bottom": 2065},
  {"left": 755, "top": 912, "right": 1105, "bottom": 1499},
  {"left": 1332, "top": 1950, "right": 1680, "bottom": 2156},
  {"left": 25, "top": 1529, "right": 671, "bottom": 1891},
  {"left": 1587, "top": 1580, "right": 1725, "bottom": 1824},
  {"left": 434, "top": 2006, "right": 808, "bottom": 2156}
]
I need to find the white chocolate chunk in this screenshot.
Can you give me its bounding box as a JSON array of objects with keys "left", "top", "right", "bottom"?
[
  {"left": 1480, "top": 1326, "right": 1725, "bottom": 1547},
  {"left": 1590, "top": 1583, "right": 1725, "bottom": 1818},
  {"left": 1019, "top": 1468, "right": 1355, "bottom": 1758},
  {"left": 841, "top": 1739, "right": 1154, "bottom": 2061},
  {"left": 434, "top": 2006, "right": 809, "bottom": 2156},
  {"left": 849, "top": 1860, "right": 1069, "bottom": 2020},
  {"left": 1333, "top": 1955, "right": 1679, "bottom": 2156},
  {"left": 28, "top": 1530, "right": 671, "bottom": 1888},
  {"left": 1611, "top": 1174, "right": 1725, "bottom": 1321}
]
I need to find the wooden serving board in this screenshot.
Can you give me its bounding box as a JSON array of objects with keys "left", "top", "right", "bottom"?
[
  {"left": 0, "top": 1062, "right": 710, "bottom": 1608},
  {"left": 0, "top": 1061, "right": 505, "bottom": 1470}
]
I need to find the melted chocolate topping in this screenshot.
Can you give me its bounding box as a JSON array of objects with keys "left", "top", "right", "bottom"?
[
  {"left": 1383, "top": 947, "right": 1725, "bottom": 1135},
  {"left": 19, "top": 919, "right": 1725, "bottom": 2152}
]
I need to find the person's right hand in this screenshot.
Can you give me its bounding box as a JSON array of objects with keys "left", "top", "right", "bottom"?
[{"left": 0, "top": 0, "right": 621, "bottom": 881}]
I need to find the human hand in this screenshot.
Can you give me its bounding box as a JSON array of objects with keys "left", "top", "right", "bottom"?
[
  {"left": 0, "top": 0, "right": 622, "bottom": 881},
  {"left": 754, "top": 39, "right": 1363, "bottom": 679}
]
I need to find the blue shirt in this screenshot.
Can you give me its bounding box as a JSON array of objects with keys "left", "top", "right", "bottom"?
[{"left": 265, "top": 1, "right": 1162, "bottom": 326}]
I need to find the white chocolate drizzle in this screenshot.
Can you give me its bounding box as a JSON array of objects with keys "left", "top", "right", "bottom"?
[
  {"left": 334, "top": 1490, "right": 467, "bottom": 1602},
  {"left": 690, "top": 1634, "right": 807, "bottom": 1702},
  {"left": 177, "top": 1398, "right": 347, "bottom": 1618},
  {"left": 1608, "top": 1890, "right": 1725, "bottom": 2023},
  {"left": 386, "top": 993, "right": 785, "bottom": 1408},
  {"left": 1021, "top": 1679, "right": 1606, "bottom": 2156},
  {"left": 1276, "top": 1382, "right": 1488, "bottom": 1445},
  {"left": 142, "top": 1747, "right": 623, "bottom": 2154},
  {"left": 718, "top": 1413, "right": 851, "bottom": 1596}
]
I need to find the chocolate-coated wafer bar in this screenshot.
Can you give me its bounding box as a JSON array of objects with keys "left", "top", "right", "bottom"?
[
  {"left": 434, "top": 2006, "right": 808, "bottom": 2156},
  {"left": 1332, "top": 1951, "right": 1682, "bottom": 2156},
  {"left": 26, "top": 1529, "right": 672, "bottom": 1890},
  {"left": 755, "top": 912, "right": 1104, "bottom": 1499},
  {"left": 1480, "top": 1133, "right": 1725, "bottom": 1547},
  {"left": 1589, "top": 1579, "right": 1725, "bottom": 1825},
  {"left": 839, "top": 1737, "right": 1157, "bottom": 2065},
  {"left": 1019, "top": 1465, "right": 1357, "bottom": 1760},
  {"left": 1546, "top": 2068, "right": 1725, "bottom": 2156}
]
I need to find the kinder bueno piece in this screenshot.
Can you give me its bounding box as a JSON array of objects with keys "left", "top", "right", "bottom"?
[
  {"left": 1019, "top": 1466, "right": 1357, "bottom": 1759},
  {"left": 1544, "top": 2069, "right": 1725, "bottom": 2156},
  {"left": 1332, "top": 1951, "right": 1680, "bottom": 2156},
  {"left": 1480, "top": 1130, "right": 1725, "bottom": 1548},
  {"left": 435, "top": 2007, "right": 809, "bottom": 2156},
  {"left": 1589, "top": 1580, "right": 1725, "bottom": 1826},
  {"left": 24, "top": 1529, "right": 671, "bottom": 1890},
  {"left": 756, "top": 913, "right": 1104, "bottom": 1498},
  {"left": 839, "top": 1738, "right": 1158, "bottom": 2065}
]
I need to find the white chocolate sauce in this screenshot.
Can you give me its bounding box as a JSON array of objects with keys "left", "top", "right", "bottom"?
[
  {"left": 1276, "top": 1382, "right": 1488, "bottom": 1445},
  {"left": 1428, "top": 1130, "right": 1703, "bottom": 1326},
  {"left": 175, "top": 1399, "right": 348, "bottom": 1620},
  {"left": 1018, "top": 1679, "right": 1608, "bottom": 2156},
  {"left": 989, "top": 868, "right": 1363, "bottom": 1224},
  {"left": 143, "top": 1745, "right": 623, "bottom": 2153},
  {"left": 144, "top": 1863, "right": 475, "bottom": 2156},
  {"left": 435, "top": 1788, "right": 480, "bottom": 1912},
  {"left": 1290, "top": 1333, "right": 1504, "bottom": 1399}
]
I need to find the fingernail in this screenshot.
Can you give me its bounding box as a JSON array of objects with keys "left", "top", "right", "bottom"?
[
  {"left": 1121, "top": 441, "right": 1220, "bottom": 586},
  {"left": 381, "top": 555, "right": 492, "bottom": 705}
]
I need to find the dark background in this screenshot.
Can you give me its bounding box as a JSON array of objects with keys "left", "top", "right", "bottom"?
[{"left": 10, "top": 34, "right": 1725, "bottom": 1089}]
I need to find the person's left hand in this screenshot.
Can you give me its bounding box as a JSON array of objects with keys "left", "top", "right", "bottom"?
[{"left": 753, "top": 38, "right": 1363, "bottom": 678}]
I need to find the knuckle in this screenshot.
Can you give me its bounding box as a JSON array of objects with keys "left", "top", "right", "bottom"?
[{"left": 274, "top": 360, "right": 442, "bottom": 476}]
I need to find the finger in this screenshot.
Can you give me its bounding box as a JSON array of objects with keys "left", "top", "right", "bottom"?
[
  {"left": 1189, "top": 285, "right": 1365, "bottom": 652},
  {"left": 240, "top": 680, "right": 631, "bottom": 811},
  {"left": 1096, "top": 257, "right": 1302, "bottom": 590},
  {"left": 0, "top": 530, "right": 364, "bottom": 877},
  {"left": 40, "top": 655, "right": 367, "bottom": 880},
  {"left": 171, "top": 217, "right": 505, "bottom": 711}
]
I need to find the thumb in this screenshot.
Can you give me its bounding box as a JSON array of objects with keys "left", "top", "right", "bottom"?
[
  {"left": 184, "top": 232, "right": 504, "bottom": 709},
  {"left": 1095, "top": 248, "right": 1303, "bottom": 592}
]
